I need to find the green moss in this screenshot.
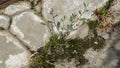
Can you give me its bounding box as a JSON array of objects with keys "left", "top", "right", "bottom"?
[
  {"left": 29, "top": 47, "right": 55, "bottom": 68},
  {"left": 87, "top": 20, "right": 100, "bottom": 30},
  {"left": 30, "top": 31, "right": 105, "bottom": 68}
]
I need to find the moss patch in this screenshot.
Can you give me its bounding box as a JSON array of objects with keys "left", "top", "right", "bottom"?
[
  {"left": 29, "top": 30, "right": 105, "bottom": 68},
  {"left": 87, "top": 20, "right": 100, "bottom": 30}
]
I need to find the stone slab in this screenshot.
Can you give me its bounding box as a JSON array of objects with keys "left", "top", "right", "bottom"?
[
  {"left": 10, "top": 11, "right": 50, "bottom": 51},
  {"left": 42, "top": 0, "right": 108, "bottom": 22},
  {"left": 0, "top": 31, "right": 30, "bottom": 68},
  {"left": 4, "top": 1, "right": 31, "bottom": 15}
]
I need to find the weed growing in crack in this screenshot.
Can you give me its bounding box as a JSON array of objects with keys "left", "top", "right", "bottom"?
[
  {"left": 40, "top": 3, "right": 89, "bottom": 39},
  {"left": 29, "top": 2, "right": 107, "bottom": 68},
  {"left": 93, "top": 0, "right": 113, "bottom": 18},
  {"left": 92, "top": 0, "right": 114, "bottom": 34},
  {"left": 29, "top": 32, "right": 105, "bottom": 68}
]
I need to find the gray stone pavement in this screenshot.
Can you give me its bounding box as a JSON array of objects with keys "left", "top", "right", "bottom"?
[
  {"left": 0, "top": 1, "right": 50, "bottom": 68},
  {"left": 0, "top": 0, "right": 120, "bottom": 68}
]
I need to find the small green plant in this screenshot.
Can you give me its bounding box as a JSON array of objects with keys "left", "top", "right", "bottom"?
[
  {"left": 100, "top": 0, "right": 113, "bottom": 16},
  {"left": 93, "top": 0, "right": 113, "bottom": 18},
  {"left": 39, "top": 3, "right": 89, "bottom": 39},
  {"left": 91, "top": 0, "right": 114, "bottom": 34},
  {"left": 87, "top": 20, "right": 100, "bottom": 30},
  {"left": 29, "top": 2, "right": 108, "bottom": 68},
  {"left": 30, "top": 31, "right": 105, "bottom": 68}
]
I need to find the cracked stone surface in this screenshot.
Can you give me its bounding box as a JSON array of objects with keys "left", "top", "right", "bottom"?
[
  {"left": 0, "top": 0, "right": 120, "bottom": 68},
  {"left": 31, "top": 0, "right": 42, "bottom": 13},
  {"left": 42, "top": 0, "right": 108, "bottom": 39},
  {"left": 42, "top": 0, "right": 108, "bottom": 21},
  {"left": 10, "top": 11, "right": 50, "bottom": 51},
  {"left": 3, "top": 1, "right": 31, "bottom": 16},
  {"left": 0, "top": 31, "right": 30, "bottom": 68},
  {"left": 0, "top": 15, "right": 10, "bottom": 29},
  {"left": 0, "top": 1, "right": 50, "bottom": 68}
]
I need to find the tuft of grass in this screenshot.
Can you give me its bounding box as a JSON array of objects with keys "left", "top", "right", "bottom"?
[
  {"left": 30, "top": 31, "right": 105, "bottom": 68},
  {"left": 29, "top": 0, "right": 115, "bottom": 67}
]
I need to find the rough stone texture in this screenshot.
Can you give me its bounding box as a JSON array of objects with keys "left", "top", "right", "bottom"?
[
  {"left": 83, "top": 47, "right": 118, "bottom": 68},
  {"left": 0, "top": 15, "right": 10, "bottom": 29},
  {"left": 34, "top": 2, "right": 42, "bottom": 13},
  {"left": 42, "top": 0, "right": 108, "bottom": 22},
  {"left": 5, "top": 52, "right": 30, "bottom": 68},
  {"left": 54, "top": 59, "right": 77, "bottom": 68},
  {"left": 10, "top": 11, "right": 50, "bottom": 51},
  {"left": 0, "top": 30, "right": 30, "bottom": 68},
  {"left": 42, "top": 0, "right": 108, "bottom": 39},
  {"left": 110, "top": 24, "right": 120, "bottom": 68},
  {"left": 0, "top": 0, "right": 120, "bottom": 68},
  {"left": 0, "top": 1, "right": 50, "bottom": 67},
  {"left": 115, "top": 42, "right": 120, "bottom": 50},
  {"left": 4, "top": 1, "right": 31, "bottom": 15},
  {"left": 98, "top": 32, "right": 110, "bottom": 40},
  {"left": 82, "top": 24, "right": 120, "bottom": 68},
  {"left": 109, "top": 0, "right": 120, "bottom": 24},
  {"left": 67, "top": 23, "right": 89, "bottom": 39}
]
